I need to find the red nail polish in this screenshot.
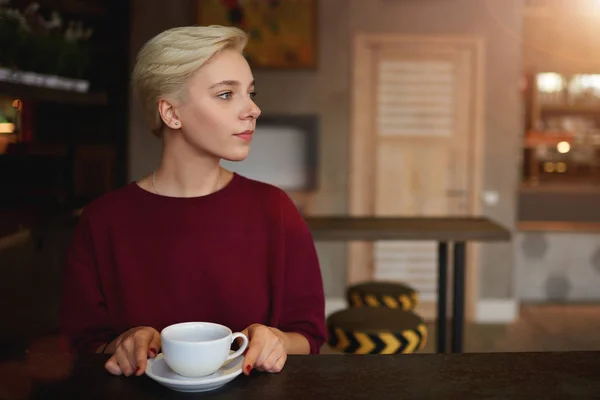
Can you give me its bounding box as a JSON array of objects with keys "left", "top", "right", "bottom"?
[
  {"left": 150, "top": 348, "right": 157, "bottom": 356},
  {"left": 136, "top": 366, "right": 141, "bottom": 374},
  {"left": 245, "top": 365, "right": 252, "bottom": 374},
  {"left": 243, "top": 349, "right": 248, "bottom": 355}
]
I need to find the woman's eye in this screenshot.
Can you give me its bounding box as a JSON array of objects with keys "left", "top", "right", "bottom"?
[
  {"left": 249, "top": 91, "right": 257, "bottom": 99},
  {"left": 217, "top": 92, "right": 232, "bottom": 100}
]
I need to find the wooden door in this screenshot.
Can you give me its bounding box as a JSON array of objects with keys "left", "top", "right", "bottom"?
[{"left": 348, "top": 34, "right": 485, "bottom": 320}]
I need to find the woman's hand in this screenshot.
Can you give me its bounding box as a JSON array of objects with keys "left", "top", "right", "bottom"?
[
  {"left": 104, "top": 326, "right": 160, "bottom": 377},
  {"left": 241, "top": 324, "right": 287, "bottom": 375}
]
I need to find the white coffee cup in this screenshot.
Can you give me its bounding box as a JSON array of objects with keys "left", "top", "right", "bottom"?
[{"left": 160, "top": 322, "right": 248, "bottom": 378}]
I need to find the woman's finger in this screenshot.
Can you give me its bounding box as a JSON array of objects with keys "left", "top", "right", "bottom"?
[
  {"left": 256, "top": 330, "right": 283, "bottom": 368},
  {"left": 272, "top": 354, "right": 287, "bottom": 373},
  {"left": 120, "top": 336, "right": 138, "bottom": 372},
  {"left": 259, "top": 347, "right": 283, "bottom": 372},
  {"left": 133, "top": 341, "right": 149, "bottom": 375},
  {"left": 242, "top": 339, "right": 262, "bottom": 375},
  {"left": 115, "top": 345, "right": 135, "bottom": 376},
  {"left": 254, "top": 344, "right": 273, "bottom": 370},
  {"left": 243, "top": 328, "right": 270, "bottom": 376},
  {"left": 104, "top": 355, "right": 122, "bottom": 376},
  {"left": 257, "top": 332, "right": 284, "bottom": 368},
  {"left": 133, "top": 330, "right": 155, "bottom": 375},
  {"left": 147, "top": 330, "right": 161, "bottom": 358}
]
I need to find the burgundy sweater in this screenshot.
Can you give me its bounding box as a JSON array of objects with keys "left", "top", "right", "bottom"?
[{"left": 59, "top": 173, "right": 327, "bottom": 354}]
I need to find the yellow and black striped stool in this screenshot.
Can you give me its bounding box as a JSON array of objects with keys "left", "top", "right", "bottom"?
[
  {"left": 327, "top": 307, "right": 427, "bottom": 354},
  {"left": 346, "top": 281, "right": 418, "bottom": 310}
]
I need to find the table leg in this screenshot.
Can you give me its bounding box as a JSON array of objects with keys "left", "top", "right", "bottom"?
[
  {"left": 451, "top": 242, "right": 466, "bottom": 353},
  {"left": 436, "top": 242, "right": 448, "bottom": 353}
]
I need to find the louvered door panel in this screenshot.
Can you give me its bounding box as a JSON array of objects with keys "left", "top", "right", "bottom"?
[
  {"left": 372, "top": 48, "right": 470, "bottom": 303},
  {"left": 373, "top": 241, "right": 439, "bottom": 302},
  {"left": 377, "top": 60, "right": 456, "bottom": 137}
]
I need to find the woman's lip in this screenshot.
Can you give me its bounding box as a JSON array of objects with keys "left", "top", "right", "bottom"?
[{"left": 234, "top": 130, "right": 254, "bottom": 142}]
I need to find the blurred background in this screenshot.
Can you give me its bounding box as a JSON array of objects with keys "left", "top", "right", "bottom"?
[{"left": 2, "top": 0, "right": 600, "bottom": 357}]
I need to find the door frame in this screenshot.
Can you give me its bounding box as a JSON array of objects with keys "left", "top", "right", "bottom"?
[{"left": 347, "top": 33, "right": 486, "bottom": 321}]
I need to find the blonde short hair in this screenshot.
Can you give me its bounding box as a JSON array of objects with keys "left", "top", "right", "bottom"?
[{"left": 131, "top": 25, "right": 248, "bottom": 137}]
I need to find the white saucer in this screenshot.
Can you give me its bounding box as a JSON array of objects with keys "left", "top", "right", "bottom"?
[{"left": 145, "top": 352, "right": 244, "bottom": 393}]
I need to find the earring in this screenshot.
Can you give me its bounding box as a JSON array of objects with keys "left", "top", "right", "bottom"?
[{"left": 174, "top": 121, "right": 179, "bottom": 126}]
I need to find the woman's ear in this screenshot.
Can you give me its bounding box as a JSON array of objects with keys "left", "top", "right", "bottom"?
[{"left": 158, "top": 98, "right": 182, "bottom": 129}]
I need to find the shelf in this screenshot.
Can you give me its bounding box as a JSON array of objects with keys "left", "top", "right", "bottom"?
[
  {"left": 523, "top": 130, "right": 573, "bottom": 147},
  {"left": 0, "top": 81, "right": 107, "bottom": 106},
  {"left": 520, "top": 182, "right": 600, "bottom": 193},
  {"left": 523, "top": 131, "right": 600, "bottom": 148},
  {"left": 518, "top": 221, "right": 600, "bottom": 233},
  {"left": 518, "top": 187, "right": 600, "bottom": 223},
  {"left": 11, "top": 0, "right": 108, "bottom": 16},
  {"left": 540, "top": 104, "right": 600, "bottom": 113},
  {"left": 24, "top": 143, "right": 68, "bottom": 157}
]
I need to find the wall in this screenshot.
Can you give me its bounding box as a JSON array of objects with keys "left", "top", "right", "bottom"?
[
  {"left": 128, "top": 0, "right": 524, "bottom": 306},
  {"left": 516, "top": 230, "right": 600, "bottom": 301},
  {"left": 128, "top": 0, "right": 197, "bottom": 181},
  {"left": 523, "top": 0, "right": 600, "bottom": 74}
]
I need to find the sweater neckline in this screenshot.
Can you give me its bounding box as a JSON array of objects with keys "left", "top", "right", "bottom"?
[{"left": 130, "top": 172, "right": 242, "bottom": 202}]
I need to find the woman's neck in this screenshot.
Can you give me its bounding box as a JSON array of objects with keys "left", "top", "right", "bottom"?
[{"left": 152, "top": 139, "right": 225, "bottom": 198}]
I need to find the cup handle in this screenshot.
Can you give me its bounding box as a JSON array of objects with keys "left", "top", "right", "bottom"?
[{"left": 227, "top": 332, "right": 248, "bottom": 361}]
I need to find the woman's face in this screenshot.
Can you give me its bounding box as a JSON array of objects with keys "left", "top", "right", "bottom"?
[{"left": 168, "top": 48, "right": 261, "bottom": 162}]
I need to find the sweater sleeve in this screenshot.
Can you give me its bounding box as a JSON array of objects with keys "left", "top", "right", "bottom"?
[
  {"left": 277, "top": 191, "right": 327, "bottom": 354},
  {"left": 60, "top": 208, "right": 115, "bottom": 353}
]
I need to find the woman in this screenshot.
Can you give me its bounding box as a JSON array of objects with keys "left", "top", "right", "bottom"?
[{"left": 59, "top": 25, "right": 326, "bottom": 378}]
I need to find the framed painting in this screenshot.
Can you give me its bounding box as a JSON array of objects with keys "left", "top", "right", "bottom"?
[{"left": 196, "top": 0, "right": 318, "bottom": 69}]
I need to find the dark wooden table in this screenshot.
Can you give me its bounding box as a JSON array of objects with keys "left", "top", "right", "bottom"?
[
  {"left": 304, "top": 216, "right": 511, "bottom": 353},
  {"left": 19, "top": 352, "right": 600, "bottom": 399}
]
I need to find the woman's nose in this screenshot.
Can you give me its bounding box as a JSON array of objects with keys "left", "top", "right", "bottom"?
[{"left": 244, "top": 101, "right": 261, "bottom": 119}]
